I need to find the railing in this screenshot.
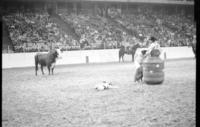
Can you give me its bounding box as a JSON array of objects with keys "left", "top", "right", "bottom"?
[
  {"left": 2, "top": 46, "right": 195, "bottom": 69},
  {"left": 3, "top": 44, "right": 121, "bottom": 53}
]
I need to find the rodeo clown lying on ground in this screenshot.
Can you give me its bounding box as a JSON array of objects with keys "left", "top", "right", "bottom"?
[{"left": 134, "top": 36, "right": 163, "bottom": 83}]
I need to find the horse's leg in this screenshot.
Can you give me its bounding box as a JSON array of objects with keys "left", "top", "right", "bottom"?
[
  {"left": 35, "top": 65, "right": 38, "bottom": 76},
  {"left": 35, "top": 56, "right": 38, "bottom": 76},
  {"left": 41, "top": 66, "right": 44, "bottom": 75},
  {"left": 122, "top": 55, "right": 124, "bottom": 62},
  {"left": 132, "top": 54, "right": 134, "bottom": 62},
  {"left": 132, "top": 52, "right": 135, "bottom": 62}
]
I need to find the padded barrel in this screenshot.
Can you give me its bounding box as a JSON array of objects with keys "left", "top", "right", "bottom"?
[
  {"left": 143, "top": 71, "right": 164, "bottom": 84},
  {"left": 142, "top": 56, "right": 165, "bottom": 84},
  {"left": 150, "top": 49, "right": 161, "bottom": 57},
  {"left": 142, "top": 62, "right": 164, "bottom": 71}
]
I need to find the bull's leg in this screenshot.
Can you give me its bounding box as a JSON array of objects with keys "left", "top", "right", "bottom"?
[
  {"left": 35, "top": 64, "right": 38, "bottom": 76},
  {"left": 47, "top": 66, "right": 51, "bottom": 75},
  {"left": 52, "top": 68, "right": 54, "bottom": 75},
  {"left": 35, "top": 67, "right": 38, "bottom": 76},
  {"left": 51, "top": 63, "right": 55, "bottom": 75},
  {"left": 41, "top": 66, "right": 44, "bottom": 75}
]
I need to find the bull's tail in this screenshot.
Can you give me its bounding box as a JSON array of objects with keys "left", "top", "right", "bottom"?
[{"left": 35, "top": 54, "right": 39, "bottom": 76}]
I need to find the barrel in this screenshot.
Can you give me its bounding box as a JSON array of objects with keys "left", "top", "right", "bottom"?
[
  {"left": 150, "top": 49, "right": 160, "bottom": 57},
  {"left": 142, "top": 57, "right": 164, "bottom": 84}
]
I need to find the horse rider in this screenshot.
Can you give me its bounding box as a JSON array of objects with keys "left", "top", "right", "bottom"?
[
  {"left": 80, "top": 35, "right": 86, "bottom": 44},
  {"left": 80, "top": 34, "right": 88, "bottom": 49},
  {"left": 145, "top": 36, "right": 162, "bottom": 58}
]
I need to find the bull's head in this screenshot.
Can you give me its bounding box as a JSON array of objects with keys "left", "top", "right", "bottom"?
[
  {"left": 49, "top": 48, "right": 63, "bottom": 60},
  {"left": 55, "top": 48, "right": 63, "bottom": 59}
]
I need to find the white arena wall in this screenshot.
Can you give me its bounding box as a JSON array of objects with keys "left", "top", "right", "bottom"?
[{"left": 2, "top": 47, "right": 195, "bottom": 69}]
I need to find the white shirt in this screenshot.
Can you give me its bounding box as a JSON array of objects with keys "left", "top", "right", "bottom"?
[
  {"left": 80, "top": 38, "right": 86, "bottom": 44},
  {"left": 146, "top": 41, "right": 162, "bottom": 55},
  {"left": 134, "top": 51, "right": 145, "bottom": 68}
]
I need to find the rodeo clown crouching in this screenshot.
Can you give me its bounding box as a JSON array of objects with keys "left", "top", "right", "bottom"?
[
  {"left": 134, "top": 36, "right": 164, "bottom": 84},
  {"left": 134, "top": 49, "right": 147, "bottom": 83}
]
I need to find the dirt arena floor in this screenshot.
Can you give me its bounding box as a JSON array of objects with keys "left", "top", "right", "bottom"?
[{"left": 2, "top": 59, "right": 196, "bottom": 127}]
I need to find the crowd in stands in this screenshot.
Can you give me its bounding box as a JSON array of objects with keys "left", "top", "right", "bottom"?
[{"left": 3, "top": 4, "right": 196, "bottom": 52}]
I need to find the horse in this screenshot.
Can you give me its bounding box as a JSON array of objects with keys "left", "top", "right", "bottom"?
[
  {"left": 119, "top": 43, "right": 140, "bottom": 62},
  {"left": 80, "top": 39, "right": 89, "bottom": 49},
  {"left": 35, "top": 48, "right": 62, "bottom": 76}
]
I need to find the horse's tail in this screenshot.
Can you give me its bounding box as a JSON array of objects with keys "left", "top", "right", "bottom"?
[{"left": 35, "top": 54, "right": 39, "bottom": 75}]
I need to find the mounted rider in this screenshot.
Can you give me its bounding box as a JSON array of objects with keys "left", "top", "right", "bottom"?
[
  {"left": 145, "top": 36, "right": 162, "bottom": 58},
  {"left": 80, "top": 34, "right": 89, "bottom": 49}
]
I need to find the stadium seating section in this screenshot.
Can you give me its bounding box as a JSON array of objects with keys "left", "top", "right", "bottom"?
[{"left": 2, "top": 4, "right": 196, "bottom": 52}]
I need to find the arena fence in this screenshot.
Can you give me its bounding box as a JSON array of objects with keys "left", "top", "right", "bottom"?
[{"left": 2, "top": 46, "right": 194, "bottom": 69}]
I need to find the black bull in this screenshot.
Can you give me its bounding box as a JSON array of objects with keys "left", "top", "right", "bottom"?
[
  {"left": 35, "top": 49, "right": 59, "bottom": 75},
  {"left": 119, "top": 44, "right": 140, "bottom": 62}
]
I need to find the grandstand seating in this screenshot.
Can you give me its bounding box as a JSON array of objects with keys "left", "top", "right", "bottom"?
[{"left": 2, "top": 2, "right": 196, "bottom": 53}]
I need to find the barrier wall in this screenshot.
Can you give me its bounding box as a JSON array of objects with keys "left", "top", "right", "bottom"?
[{"left": 2, "top": 47, "right": 194, "bottom": 69}]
